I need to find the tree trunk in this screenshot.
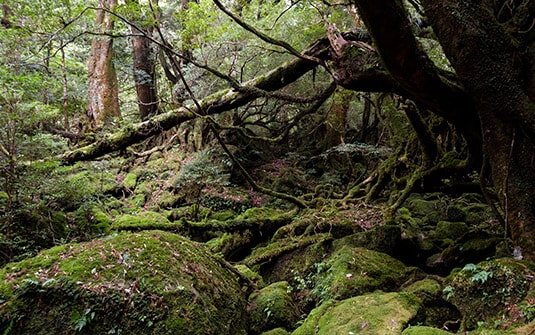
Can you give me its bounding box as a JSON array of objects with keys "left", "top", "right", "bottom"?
[
  {"left": 127, "top": 0, "right": 159, "bottom": 120},
  {"left": 87, "top": 0, "right": 120, "bottom": 130},
  {"left": 421, "top": 0, "right": 535, "bottom": 260}
]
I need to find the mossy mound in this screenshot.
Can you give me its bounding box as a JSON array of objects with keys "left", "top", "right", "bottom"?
[
  {"left": 401, "top": 326, "right": 451, "bottom": 334},
  {"left": 112, "top": 211, "right": 182, "bottom": 232},
  {"left": 291, "top": 291, "right": 423, "bottom": 335},
  {"left": 248, "top": 281, "right": 300, "bottom": 334},
  {"left": 310, "top": 246, "right": 412, "bottom": 301},
  {"left": 444, "top": 258, "right": 535, "bottom": 330},
  {"left": 0, "top": 231, "right": 247, "bottom": 335}
]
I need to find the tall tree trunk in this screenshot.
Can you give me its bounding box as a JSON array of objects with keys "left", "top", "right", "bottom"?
[
  {"left": 127, "top": 0, "right": 159, "bottom": 120},
  {"left": 87, "top": 0, "right": 120, "bottom": 130}
]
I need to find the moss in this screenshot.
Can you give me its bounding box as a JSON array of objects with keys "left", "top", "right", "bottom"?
[
  {"left": 401, "top": 326, "right": 451, "bottom": 334},
  {"left": 404, "top": 278, "right": 442, "bottom": 299},
  {"left": 0, "top": 231, "right": 247, "bottom": 334},
  {"left": 244, "top": 234, "right": 333, "bottom": 269},
  {"left": 333, "top": 225, "right": 401, "bottom": 254},
  {"left": 235, "top": 264, "right": 265, "bottom": 287},
  {"left": 292, "top": 292, "right": 422, "bottom": 335},
  {"left": 435, "top": 221, "right": 468, "bottom": 240},
  {"left": 406, "top": 198, "right": 442, "bottom": 223},
  {"left": 92, "top": 209, "right": 112, "bottom": 234},
  {"left": 261, "top": 328, "right": 289, "bottom": 335},
  {"left": 112, "top": 211, "right": 182, "bottom": 232},
  {"left": 123, "top": 172, "right": 138, "bottom": 190},
  {"left": 248, "top": 281, "right": 300, "bottom": 334},
  {"left": 444, "top": 258, "right": 535, "bottom": 330},
  {"left": 311, "top": 246, "right": 410, "bottom": 301}
]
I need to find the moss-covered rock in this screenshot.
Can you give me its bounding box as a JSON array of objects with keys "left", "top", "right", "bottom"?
[
  {"left": 401, "top": 326, "right": 451, "bottom": 334},
  {"left": 248, "top": 281, "right": 300, "bottom": 334},
  {"left": 333, "top": 225, "right": 402, "bottom": 255},
  {"left": 403, "top": 278, "right": 460, "bottom": 328},
  {"left": 0, "top": 231, "right": 247, "bottom": 335},
  {"left": 292, "top": 291, "right": 423, "bottom": 335},
  {"left": 261, "top": 328, "right": 290, "bottom": 335},
  {"left": 444, "top": 258, "right": 535, "bottom": 330},
  {"left": 310, "top": 246, "right": 412, "bottom": 301},
  {"left": 122, "top": 172, "right": 138, "bottom": 190},
  {"left": 435, "top": 221, "right": 468, "bottom": 240},
  {"left": 112, "top": 211, "right": 181, "bottom": 232}
]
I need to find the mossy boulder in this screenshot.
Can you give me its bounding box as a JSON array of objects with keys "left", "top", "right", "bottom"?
[
  {"left": 0, "top": 231, "right": 247, "bottom": 335},
  {"left": 122, "top": 172, "right": 138, "bottom": 190},
  {"left": 310, "top": 246, "right": 412, "bottom": 301},
  {"left": 444, "top": 258, "right": 535, "bottom": 330},
  {"left": 291, "top": 291, "right": 423, "bottom": 335},
  {"left": 262, "top": 328, "right": 290, "bottom": 335},
  {"left": 401, "top": 326, "right": 451, "bottom": 334},
  {"left": 434, "top": 221, "right": 468, "bottom": 240},
  {"left": 403, "top": 278, "right": 460, "bottom": 328},
  {"left": 248, "top": 281, "right": 300, "bottom": 334},
  {"left": 112, "top": 211, "right": 181, "bottom": 232}
]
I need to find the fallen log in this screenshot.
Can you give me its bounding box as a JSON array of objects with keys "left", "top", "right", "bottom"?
[{"left": 61, "top": 38, "right": 331, "bottom": 164}]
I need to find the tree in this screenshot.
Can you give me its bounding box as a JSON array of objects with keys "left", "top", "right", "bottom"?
[
  {"left": 61, "top": 0, "right": 535, "bottom": 260},
  {"left": 350, "top": 0, "right": 535, "bottom": 260},
  {"left": 126, "top": 0, "right": 159, "bottom": 120},
  {"left": 87, "top": 0, "right": 120, "bottom": 129}
]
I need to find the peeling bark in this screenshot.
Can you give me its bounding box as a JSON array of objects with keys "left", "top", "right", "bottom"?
[{"left": 87, "top": 0, "right": 120, "bottom": 129}]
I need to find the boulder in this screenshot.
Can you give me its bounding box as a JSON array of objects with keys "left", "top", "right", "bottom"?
[
  {"left": 0, "top": 231, "right": 247, "bottom": 335},
  {"left": 292, "top": 291, "right": 423, "bottom": 335}
]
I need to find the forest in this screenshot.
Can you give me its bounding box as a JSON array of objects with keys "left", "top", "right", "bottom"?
[{"left": 0, "top": 0, "right": 534, "bottom": 334}]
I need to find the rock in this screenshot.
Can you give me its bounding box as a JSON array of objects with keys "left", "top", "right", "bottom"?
[
  {"left": 112, "top": 211, "right": 181, "bottom": 232},
  {"left": 262, "top": 328, "right": 290, "bottom": 335},
  {"left": 0, "top": 231, "right": 247, "bottom": 335},
  {"left": 310, "top": 246, "right": 413, "bottom": 302},
  {"left": 403, "top": 278, "right": 461, "bottom": 329},
  {"left": 444, "top": 258, "right": 535, "bottom": 330},
  {"left": 292, "top": 291, "right": 423, "bottom": 335},
  {"left": 334, "top": 225, "right": 402, "bottom": 255},
  {"left": 434, "top": 221, "right": 468, "bottom": 240},
  {"left": 248, "top": 281, "right": 300, "bottom": 334},
  {"left": 401, "top": 326, "right": 451, "bottom": 334}
]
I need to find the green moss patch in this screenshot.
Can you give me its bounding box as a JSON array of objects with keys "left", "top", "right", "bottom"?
[
  {"left": 292, "top": 291, "right": 422, "bottom": 335},
  {"left": 0, "top": 231, "right": 247, "bottom": 335},
  {"left": 311, "top": 246, "right": 411, "bottom": 301},
  {"left": 402, "top": 326, "right": 451, "bottom": 334},
  {"left": 112, "top": 211, "right": 182, "bottom": 232},
  {"left": 248, "top": 281, "right": 300, "bottom": 334}
]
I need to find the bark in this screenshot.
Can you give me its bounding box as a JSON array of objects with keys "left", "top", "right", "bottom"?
[
  {"left": 421, "top": 0, "right": 535, "bottom": 260},
  {"left": 127, "top": 0, "right": 159, "bottom": 120},
  {"left": 61, "top": 37, "right": 331, "bottom": 164},
  {"left": 87, "top": 0, "right": 120, "bottom": 129}
]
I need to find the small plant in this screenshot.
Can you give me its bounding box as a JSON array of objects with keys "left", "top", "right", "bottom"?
[
  {"left": 462, "top": 263, "right": 493, "bottom": 284},
  {"left": 443, "top": 285, "right": 455, "bottom": 300},
  {"left": 70, "top": 308, "right": 95, "bottom": 332}
]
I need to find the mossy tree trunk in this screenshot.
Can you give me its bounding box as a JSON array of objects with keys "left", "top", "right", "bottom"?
[
  {"left": 354, "top": 0, "right": 535, "bottom": 259},
  {"left": 421, "top": 0, "right": 535, "bottom": 260}
]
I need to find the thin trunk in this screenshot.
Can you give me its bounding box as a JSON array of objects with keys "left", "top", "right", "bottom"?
[
  {"left": 61, "top": 45, "right": 69, "bottom": 129},
  {"left": 128, "top": 0, "right": 159, "bottom": 120},
  {"left": 87, "top": 0, "right": 120, "bottom": 130}
]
